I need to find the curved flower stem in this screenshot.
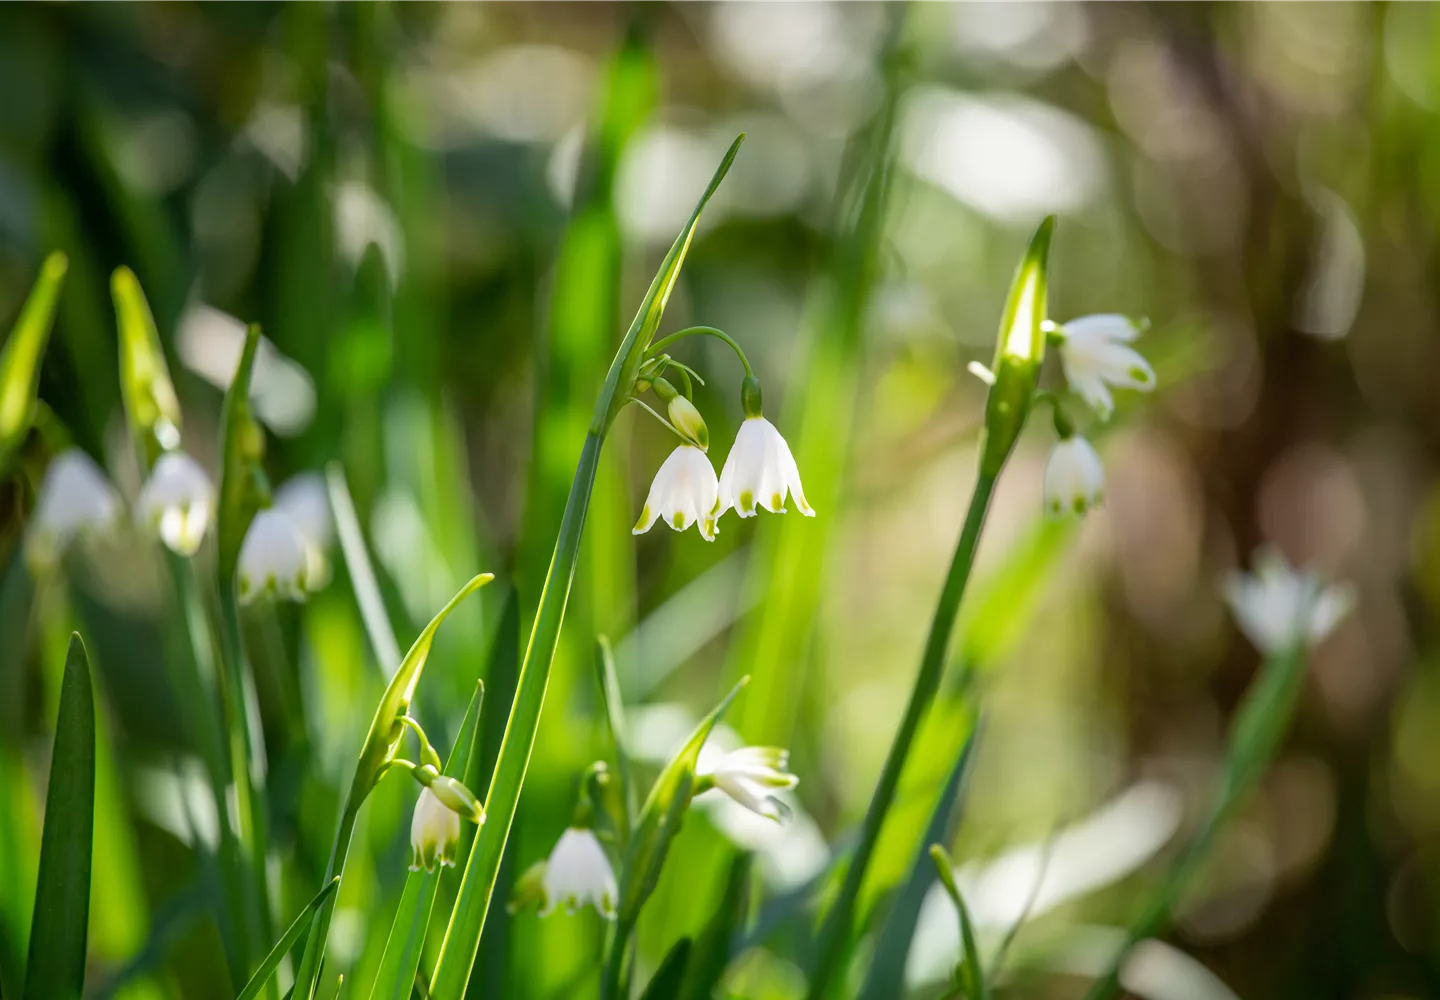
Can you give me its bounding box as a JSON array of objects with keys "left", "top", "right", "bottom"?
[
  {"left": 626, "top": 397, "right": 689, "bottom": 443},
  {"left": 645, "top": 326, "right": 754, "bottom": 379},
  {"left": 807, "top": 469, "right": 998, "bottom": 1000}
]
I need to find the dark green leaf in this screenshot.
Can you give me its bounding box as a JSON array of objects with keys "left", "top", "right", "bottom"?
[
  {"left": 679, "top": 852, "right": 752, "bottom": 1000},
  {"left": 638, "top": 938, "right": 691, "bottom": 1000},
  {"left": 236, "top": 878, "right": 340, "bottom": 1000},
  {"left": 930, "top": 846, "right": 986, "bottom": 1000},
  {"left": 860, "top": 719, "right": 981, "bottom": 999},
  {"left": 595, "top": 636, "right": 634, "bottom": 840},
  {"left": 216, "top": 325, "right": 268, "bottom": 583},
  {"left": 23, "top": 634, "right": 95, "bottom": 1000}
]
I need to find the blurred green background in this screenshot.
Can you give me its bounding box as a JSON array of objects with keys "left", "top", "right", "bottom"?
[{"left": 1, "top": 2, "right": 1439, "bottom": 997}]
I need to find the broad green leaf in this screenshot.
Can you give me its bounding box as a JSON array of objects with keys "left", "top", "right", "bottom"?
[
  {"left": 930, "top": 846, "right": 987, "bottom": 1000},
  {"left": 595, "top": 636, "right": 634, "bottom": 840},
  {"left": 236, "top": 878, "right": 340, "bottom": 1000},
  {"left": 111, "top": 267, "right": 181, "bottom": 467},
  {"left": 619, "top": 677, "right": 747, "bottom": 925},
  {"left": 429, "top": 136, "right": 745, "bottom": 1000},
  {"left": 860, "top": 719, "right": 980, "bottom": 1000},
  {"left": 0, "top": 253, "right": 67, "bottom": 472},
  {"left": 678, "top": 852, "right": 752, "bottom": 1000},
  {"left": 368, "top": 681, "right": 486, "bottom": 1000},
  {"left": 23, "top": 634, "right": 95, "bottom": 1000},
  {"left": 216, "top": 325, "right": 269, "bottom": 583},
  {"left": 638, "top": 938, "right": 692, "bottom": 1000}
]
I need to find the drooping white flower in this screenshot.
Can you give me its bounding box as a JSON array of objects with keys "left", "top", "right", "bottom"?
[
  {"left": 715, "top": 417, "right": 813, "bottom": 521},
  {"left": 1222, "top": 548, "right": 1354, "bottom": 655},
  {"left": 633, "top": 445, "right": 718, "bottom": 541},
  {"left": 1055, "top": 314, "right": 1156, "bottom": 420},
  {"left": 136, "top": 451, "right": 214, "bottom": 556},
  {"left": 1043, "top": 436, "right": 1105, "bottom": 517},
  {"left": 236, "top": 508, "right": 310, "bottom": 604},
  {"left": 410, "top": 787, "right": 462, "bottom": 872},
  {"left": 27, "top": 449, "right": 121, "bottom": 571},
  {"left": 540, "top": 827, "right": 617, "bottom": 918},
  {"left": 700, "top": 746, "right": 798, "bottom": 822}
]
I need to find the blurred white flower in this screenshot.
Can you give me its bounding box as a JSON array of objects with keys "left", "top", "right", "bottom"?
[
  {"left": 1043, "top": 436, "right": 1105, "bottom": 517},
  {"left": 274, "top": 473, "right": 333, "bottom": 587},
  {"left": 541, "top": 828, "right": 617, "bottom": 918},
  {"left": 634, "top": 445, "right": 719, "bottom": 542},
  {"left": 237, "top": 508, "right": 310, "bottom": 604},
  {"left": 1223, "top": 548, "right": 1354, "bottom": 655},
  {"left": 409, "top": 787, "right": 461, "bottom": 873},
  {"left": 27, "top": 449, "right": 121, "bottom": 571},
  {"left": 701, "top": 746, "right": 798, "bottom": 822},
  {"left": 715, "top": 417, "right": 813, "bottom": 520},
  {"left": 1056, "top": 314, "right": 1156, "bottom": 420},
  {"left": 136, "top": 451, "right": 213, "bottom": 556}
]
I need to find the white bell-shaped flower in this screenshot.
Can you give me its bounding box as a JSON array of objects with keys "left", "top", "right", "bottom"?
[
  {"left": 136, "top": 451, "right": 214, "bottom": 556},
  {"left": 409, "top": 787, "right": 462, "bottom": 872},
  {"left": 633, "top": 445, "right": 718, "bottom": 541},
  {"left": 1056, "top": 314, "right": 1156, "bottom": 420},
  {"left": 701, "top": 746, "right": 798, "bottom": 822},
  {"left": 1223, "top": 548, "right": 1354, "bottom": 655},
  {"left": 27, "top": 449, "right": 121, "bottom": 571},
  {"left": 1043, "top": 436, "right": 1105, "bottom": 517},
  {"left": 541, "top": 827, "right": 617, "bottom": 918},
  {"left": 715, "top": 417, "right": 813, "bottom": 520},
  {"left": 237, "top": 508, "right": 310, "bottom": 604}
]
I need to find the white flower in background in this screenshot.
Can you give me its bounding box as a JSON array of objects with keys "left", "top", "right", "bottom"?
[
  {"left": 136, "top": 451, "right": 214, "bottom": 556},
  {"left": 1055, "top": 314, "right": 1156, "bottom": 420},
  {"left": 237, "top": 508, "right": 310, "bottom": 604},
  {"left": 700, "top": 746, "right": 798, "bottom": 822},
  {"left": 634, "top": 445, "right": 719, "bottom": 541},
  {"left": 1043, "top": 436, "right": 1105, "bottom": 516},
  {"left": 409, "top": 787, "right": 462, "bottom": 872},
  {"left": 541, "top": 827, "right": 617, "bottom": 918},
  {"left": 27, "top": 449, "right": 121, "bottom": 571},
  {"left": 273, "top": 473, "right": 333, "bottom": 587},
  {"left": 1223, "top": 548, "right": 1354, "bottom": 655},
  {"left": 715, "top": 417, "right": 813, "bottom": 520}
]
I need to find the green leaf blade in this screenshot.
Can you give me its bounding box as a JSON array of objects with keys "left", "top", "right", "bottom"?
[
  {"left": 235, "top": 878, "right": 340, "bottom": 1000},
  {"left": 0, "top": 252, "right": 67, "bottom": 469},
  {"left": 23, "top": 634, "right": 95, "bottom": 1000},
  {"left": 368, "top": 681, "right": 487, "bottom": 1000}
]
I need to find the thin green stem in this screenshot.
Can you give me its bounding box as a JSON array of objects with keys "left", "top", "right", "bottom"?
[
  {"left": 290, "top": 800, "right": 363, "bottom": 996},
  {"left": 645, "top": 326, "right": 754, "bottom": 378},
  {"left": 215, "top": 577, "right": 274, "bottom": 984},
  {"left": 807, "top": 470, "right": 999, "bottom": 1000},
  {"left": 429, "top": 431, "right": 604, "bottom": 997},
  {"left": 600, "top": 916, "right": 635, "bottom": 1000},
  {"left": 625, "top": 397, "right": 688, "bottom": 443}
]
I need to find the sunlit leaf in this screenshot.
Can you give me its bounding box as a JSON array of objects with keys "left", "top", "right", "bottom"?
[
  {"left": 368, "top": 681, "right": 486, "bottom": 1000},
  {"left": 235, "top": 878, "right": 340, "bottom": 1000},
  {"left": 23, "top": 634, "right": 94, "bottom": 1000},
  {"left": 0, "top": 253, "right": 67, "bottom": 473}
]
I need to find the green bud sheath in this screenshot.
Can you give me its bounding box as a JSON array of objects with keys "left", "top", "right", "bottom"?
[{"left": 979, "top": 216, "right": 1053, "bottom": 478}]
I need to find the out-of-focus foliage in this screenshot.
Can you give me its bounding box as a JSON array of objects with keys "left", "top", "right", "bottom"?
[{"left": 1, "top": 3, "right": 1440, "bottom": 999}]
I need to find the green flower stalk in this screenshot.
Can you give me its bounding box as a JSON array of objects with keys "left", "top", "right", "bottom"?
[
  {"left": 426, "top": 136, "right": 746, "bottom": 1000},
  {"left": 806, "top": 217, "right": 1054, "bottom": 1000}
]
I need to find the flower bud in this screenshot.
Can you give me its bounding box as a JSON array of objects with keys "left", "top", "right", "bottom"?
[
  {"left": 654, "top": 377, "right": 709, "bottom": 452},
  {"left": 427, "top": 773, "right": 484, "bottom": 824}
]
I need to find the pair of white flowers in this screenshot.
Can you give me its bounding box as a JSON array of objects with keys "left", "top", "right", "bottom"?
[
  {"left": 26, "top": 447, "right": 328, "bottom": 603},
  {"left": 504, "top": 743, "right": 797, "bottom": 919},
  {"left": 1041, "top": 314, "right": 1157, "bottom": 517},
  {"left": 634, "top": 416, "right": 813, "bottom": 542}
]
